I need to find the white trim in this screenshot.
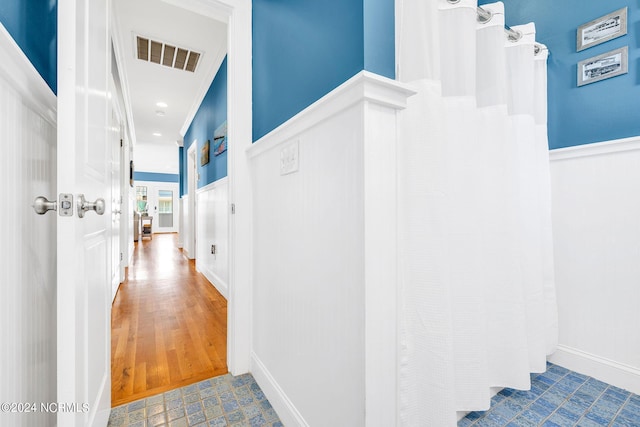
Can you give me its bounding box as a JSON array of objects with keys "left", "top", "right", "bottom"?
[
  {"left": 199, "top": 266, "right": 228, "bottom": 299},
  {"left": 195, "top": 175, "right": 227, "bottom": 194},
  {"left": 549, "top": 135, "right": 640, "bottom": 161},
  {"left": 548, "top": 345, "right": 640, "bottom": 394},
  {"left": 0, "top": 23, "right": 56, "bottom": 124},
  {"left": 251, "top": 352, "right": 309, "bottom": 427},
  {"left": 247, "top": 71, "right": 416, "bottom": 159},
  {"left": 224, "top": 0, "right": 254, "bottom": 376}
]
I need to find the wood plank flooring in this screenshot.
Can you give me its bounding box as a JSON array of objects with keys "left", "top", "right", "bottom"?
[{"left": 111, "top": 233, "right": 227, "bottom": 407}]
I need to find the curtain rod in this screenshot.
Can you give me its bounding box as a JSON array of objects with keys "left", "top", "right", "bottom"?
[
  {"left": 476, "top": 6, "right": 522, "bottom": 42},
  {"left": 446, "top": 1, "right": 547, "bottom": 55}
]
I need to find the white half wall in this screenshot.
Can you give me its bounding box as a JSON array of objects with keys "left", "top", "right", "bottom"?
[
  {"left": 247, "top": 72, "right": 414, "bottom": 426},
  {"left": 196, "top": 177, "right": 229, "bottom": 298},
  {"left": 549, "top": 136, "right": 640, "bottom": 394},
  {"left": 0, "top": 24, "right": 57, "bottom": 427}
]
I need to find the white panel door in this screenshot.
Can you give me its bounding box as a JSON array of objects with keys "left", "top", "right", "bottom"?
[{"left": 57, "top": 0, "right": 112, "bottom": 426}]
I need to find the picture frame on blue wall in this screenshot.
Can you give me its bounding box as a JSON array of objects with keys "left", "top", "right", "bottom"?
[
  {"left": 201, "top": 140, "right": 210, "bottom": 166},
  {"left": 213, "top": 121, "right": 227, "bottom": 156},
  {"left": 577, "top": 7, "right": 627, "bottom": 52},
  {"left": 577, "top": 46, "right": 628, "bottom": 87}
]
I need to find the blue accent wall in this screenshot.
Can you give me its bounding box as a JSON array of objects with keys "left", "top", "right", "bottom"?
[
  {"left": 178, "top": 146, "right": 185, "bottom": 197},
  {"left": 479, "top": 0, "right": 640, "bottom": 149},
  {"left": 0, "top": 0, "right": 57, "bottom": 93},
  {"left": 364, "top": 0, "right": 395, "bottom": 79},
  {"left": 182, "top": 56, "right": 228, "bottom": 195},
  {"left": 134, "top": 172, "right": 180, "bottom": 183},
  {"left": 252, "top": 0, "right": 395, "bottom": 142}
]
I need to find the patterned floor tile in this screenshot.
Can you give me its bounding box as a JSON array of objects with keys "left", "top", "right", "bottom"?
[
  {"left": 459, "top": 363, "right": 640, "bottom": 426},
  {"left": 108, "top": 373, "right": 282, "bottom": 427}
]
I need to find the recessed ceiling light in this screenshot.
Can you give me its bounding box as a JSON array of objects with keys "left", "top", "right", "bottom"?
[
  {"left": 156, "top": 110, "right": 166, "bottom": 117},
  {"left": 153, "top": 132, "right": 162, "bottom": 137},
  {"left": 156, "top": 102, "right": 168, "bottom": 108}
]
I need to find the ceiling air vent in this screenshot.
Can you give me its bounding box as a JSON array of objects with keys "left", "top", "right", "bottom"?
[{"left": 136, "top": 35, "right": 201, "bottom": 73}]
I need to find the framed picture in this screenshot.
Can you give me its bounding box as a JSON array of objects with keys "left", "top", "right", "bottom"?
[
  {"left": 213, "top": 121, "right": 227, "bottom": 156},
  {"left": 201, "top": 140, "right": 210, "bottom": 166},
  {"left": 577, "top": 7, "right": 627, "bottom": 51},
  {"left": 577, "top": 46, "right": 628, "bottom": 87}
]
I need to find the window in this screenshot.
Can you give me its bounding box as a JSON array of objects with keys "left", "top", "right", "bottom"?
[{"left": 158, "top": 190, "right": 173, "bottom": 213}]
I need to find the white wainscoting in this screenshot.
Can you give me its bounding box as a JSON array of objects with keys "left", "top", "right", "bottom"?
[
  {"left": 247, "top": 71, "right": 414, "bottom": 426},
  {"left": 0, "top": 24, "right": 57, "bottom": 427},
  {"left": 549, "top": 136, "right": 640, "bottom": 394},
  {"left": 196, "top": 177, "right": 229, "bottom": 298}
]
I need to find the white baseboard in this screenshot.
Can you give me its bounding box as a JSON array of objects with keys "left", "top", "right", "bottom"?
[
  {"left": 183, "top": 249, "right": 195, "bottom": 260},
  {"left": 251, "top": 352, "right": 309, "bottom": 427},
  {"left": 200, "top": 265, "right": 228, "bottom": 299},
  {"left": 548, "top": 345, "right": 640, "bottom": 394}
]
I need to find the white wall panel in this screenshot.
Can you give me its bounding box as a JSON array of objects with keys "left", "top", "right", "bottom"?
[
  {"left": 196, "top": 177, "right": 229, "bottom": 298},
  {"left": 247, "top": 72, "right": 414, "bottom": 426},
  {"left": 549, "top": 136, "right": 640, "bottom": 393},
  {"left": 0, "top": 25, "right": 57, "bottom": 427},
  {"left": 251, "top": 102, "right": 366, "bottom": 427}
]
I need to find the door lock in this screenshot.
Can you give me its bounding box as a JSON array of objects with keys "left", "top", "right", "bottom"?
[
  {"left": 33, "top": 194, "right": 73, "bottom": 216},
  {"left": 77, "top": 194, "right": 106, "bottom": 218}
]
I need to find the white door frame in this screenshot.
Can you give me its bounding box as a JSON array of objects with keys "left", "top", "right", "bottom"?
[
  {"left": 187, "top": 142, "right": 197, "bottom": 259},
  {"left": 162, "top": 0, "right": 253, "bottom": 374}
]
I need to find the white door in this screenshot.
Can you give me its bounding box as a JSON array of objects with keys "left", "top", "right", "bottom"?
[{"left": 57, "top": 0, "right": 112, "bottom": 425}]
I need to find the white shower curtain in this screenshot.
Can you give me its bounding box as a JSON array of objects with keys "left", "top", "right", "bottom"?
[{"left": 397, "top": 1, "right": 557, "bottom": 425}]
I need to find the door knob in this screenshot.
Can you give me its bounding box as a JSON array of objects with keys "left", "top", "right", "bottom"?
[
  {"left": 33, "top": 194, "right": 74, "bottom": 216},
  {"left": 33, "top": 196, "right": 56, "bottom": 215},
  {"left": 77, "top": 194, "right": 106, "bottom": 218}
]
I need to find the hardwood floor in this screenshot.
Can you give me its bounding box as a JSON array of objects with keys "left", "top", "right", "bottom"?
[{"left": 111, "top": 233, "right": 227, "bottom": 407}]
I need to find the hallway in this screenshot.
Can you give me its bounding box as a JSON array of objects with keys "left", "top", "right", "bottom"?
[{"left": 111, "top": 233, "right": 228, "bottom": 407}]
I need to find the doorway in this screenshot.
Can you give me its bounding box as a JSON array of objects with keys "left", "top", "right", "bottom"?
[{"left": 110, "top": 1, "right": 253, "bottom": 404}]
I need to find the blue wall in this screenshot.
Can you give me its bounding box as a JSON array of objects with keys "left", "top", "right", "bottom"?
[
  {"left": 252, "top": 0, "right": 395, "bottom": 142},
  {"left": 134, "top": 172, "right": 179, "bottom": 183},
  {"left": 364, "top": 0, "right": 395, "bottom": 78},
  {"left": 182, "top": 56, "right": 228, "bottom": 195},
  {"left": 479, "top": 0, "right": 640, "bottom": 149},
  {"left": 0, "top": 0, "right": 57, "bottom": 92}
]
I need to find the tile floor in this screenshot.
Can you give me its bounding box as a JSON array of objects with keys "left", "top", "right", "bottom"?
[
  {"left": 107, "top": 373, "right": 282, "bottom": 427},
  {"left": 459, "top": 363, "right": 640, "bottom": 426}
]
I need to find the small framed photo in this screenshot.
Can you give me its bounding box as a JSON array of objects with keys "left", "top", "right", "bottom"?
[
  {"left": 577, "top": 46, "right": 628, "bottom": 87},
  {"left": 577, "top": 7, "right": 627, "bottom": 52},
  {"left": 213, "top": 121, "right": 227, "bottom": 156},
  {"left": 201, "top": 140, "right": 210, "bottom": 166}
]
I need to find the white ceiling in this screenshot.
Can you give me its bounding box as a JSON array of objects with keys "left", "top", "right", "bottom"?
[{"left": 113, "top": 0, "right": 227, "bottom": 148}]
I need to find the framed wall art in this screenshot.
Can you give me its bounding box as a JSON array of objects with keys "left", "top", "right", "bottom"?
[
  {"left": 213, "top": 121, "right": 227, "bottom": 156},
  {"left": 577, "top": 7, "right": 627, "bottom": 52},
  {"left": 577, "top": 46, "right": 628, "bottom": 87},
  {"left": 201, "top": 140, "right": 210, "bottom": 166}
]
